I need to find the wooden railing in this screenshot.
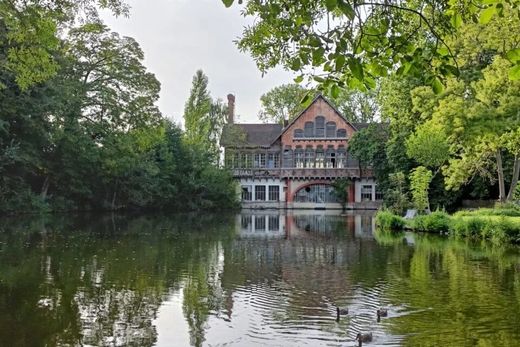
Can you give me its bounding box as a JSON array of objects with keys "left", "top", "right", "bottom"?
[{"left": 231, "top": 167, "right": 373, "bottom": 179}]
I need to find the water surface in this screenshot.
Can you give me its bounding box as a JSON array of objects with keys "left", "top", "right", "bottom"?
[{"left": 1, "top": 211, "right": 519, "bottom": 346}]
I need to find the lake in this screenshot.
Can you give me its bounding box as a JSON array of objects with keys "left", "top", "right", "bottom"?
[{"left": 1, "top": 211, "right": 519, "bottom": 346}]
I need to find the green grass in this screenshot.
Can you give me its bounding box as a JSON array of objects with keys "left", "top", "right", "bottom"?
[
  {"left": 375, "top": 210, "right": 406, "bottom": 231},
  {"left": 375, "top": 206, "right": 520, "bottom": 244}
]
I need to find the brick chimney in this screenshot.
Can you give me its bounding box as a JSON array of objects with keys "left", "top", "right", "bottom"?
[{"left": 227, "top": 94, "right": 235, "bottom": 124}]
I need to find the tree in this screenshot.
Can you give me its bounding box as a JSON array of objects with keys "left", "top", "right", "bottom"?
[
  {"left": 0, "top": 0, "right": 128, "bottom": 90},
  {"left": 410, "top": 166, "right": 433, "bottom": 212},
  {"left": 258, "top": 84, "right": 308, "bottom": 124},
  {"left": 332, "top": 178, "right": 351, "bottom": 211},
  {"left": 183, "top": 70, "right": 227, "bottom": 161},
  {"left": 222, "top": 0, "right": 520, "bottom": 95}
]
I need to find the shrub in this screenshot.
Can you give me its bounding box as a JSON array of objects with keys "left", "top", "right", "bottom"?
[
  {"left": 412, "top": 210, "right": 451, "bottom": 234},
  {"left": 376, "top": 210, "right": 405, "bottom": 231}
]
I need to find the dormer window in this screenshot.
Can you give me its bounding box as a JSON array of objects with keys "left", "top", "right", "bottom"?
[
  {"left": 304, "top": 121, "right": 314, "bottom": 137},
  {"left": 326, "top": 122, "right": 336, "bottom": 137},
  {"left": 315, "top": 116, "right": 325, "bottom": 137}
]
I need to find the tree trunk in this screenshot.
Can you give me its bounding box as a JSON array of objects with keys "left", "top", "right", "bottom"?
[
  {"left": 497, "top": 150, "right": 506, "bottom": 203},
  {"left": 40, "top": 176, "right": 50, "bottom": 200},
  {"left": 506, "top": 153, "right": 520, "bottom": 201}
]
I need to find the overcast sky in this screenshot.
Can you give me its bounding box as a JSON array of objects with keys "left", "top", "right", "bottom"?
[{"left": 100, "top": 0, "right": 294, "bottom": 125}]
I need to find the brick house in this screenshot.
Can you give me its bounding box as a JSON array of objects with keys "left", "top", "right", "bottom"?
[{"left": 221, "top": 94, "right": 382, "bottom": 209}]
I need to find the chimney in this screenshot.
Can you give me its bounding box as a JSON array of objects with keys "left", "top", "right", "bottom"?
[
  {"left": 227, "top": 94, "right": 235, "bottom": 124},
  {"left": 283, "top": 118, "right": 289, "bottom": 127}
]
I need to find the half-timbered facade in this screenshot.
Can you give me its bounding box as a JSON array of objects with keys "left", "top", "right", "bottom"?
[{"left": 221, "top": 94, "right": 382, "bottom": 209}]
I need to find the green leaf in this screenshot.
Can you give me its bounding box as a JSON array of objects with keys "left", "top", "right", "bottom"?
[
  {"left": 479, "top": 6, "right": 496, "bottom": 24},
  {"left": 431, "top": 77, "right": 444, "bottom": 94},
  {"left": 338, "top": 0, "right": 355, "bottom": 20},
  {"left": 335, "top": 55, "right": 346, "bottom": 70},
  {"left": 222, "top": 0, "right": 234, "bottom": 8},
  {"left": 300, "top": 90, "right": 313, "bottom": 106},
  {"left": 291, "top": 58, "right": 301, "bottom": 71},
  {"left": 451, "top": 13, "right": 463, "bottom": 28},
  {"left": 324, "top": 0, "right": 338, "bottom": 11},
  {"left": 509, "top": 64, "right": 520, "bottom": 80},
  {"left": 330, "top": 83, "right": 340, "bottom": 98},
  {"left": 294, "top": 75, "right": 304, "bottom": 83},
  {"left": 348, "top": 58, "right": 364, "bottom": 80},
  {"left": 506, "top": 48, "right": 520, "bottom": 63},
  {"left": 444, "top": 64, "right": 460, "bottom": 77},
  {"left": 314, "top": 76, "right": 326, "bottom": 83}
]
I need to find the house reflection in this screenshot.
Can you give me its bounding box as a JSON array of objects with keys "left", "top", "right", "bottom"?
[{"left": 235, "top": 210, "right": 375, "bottom": 239}]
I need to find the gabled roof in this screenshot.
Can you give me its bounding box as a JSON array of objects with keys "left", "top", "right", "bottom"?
[
  {"left": 221, "top": 123, "right": 283, "bottom": 148},
  {"left": 272, "top": 94, "right": 359, "bottom": 145}
]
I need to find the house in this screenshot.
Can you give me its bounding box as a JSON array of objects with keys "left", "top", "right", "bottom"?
[{"left": 220, "top": 94, "right": 382, "bottom": 209}]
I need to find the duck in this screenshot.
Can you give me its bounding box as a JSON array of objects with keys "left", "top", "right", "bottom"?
[
  {"left": 376, "top": 308, "right": 388, "bottom": 322},
  {"left": 356, "top": 332, "right": 373, "bottom": 346},
  {"left": 336, "top": 306, "right": 348, "bottom": 321}
]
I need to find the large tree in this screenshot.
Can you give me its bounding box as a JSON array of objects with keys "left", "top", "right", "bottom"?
[
  {"left": 183, "top": 70, "right": 227, "bottom": 161},
  {"left": 258, "top": 83, "right": 308, "bottom": 124},
  {"left": 222, "top": 0, "right": 520, "bottom": 96}
]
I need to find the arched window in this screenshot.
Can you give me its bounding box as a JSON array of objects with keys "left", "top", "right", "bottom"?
[
  {"left": 315, "top": 116, "right": 325, "bottom": 137},
  {"left": 326, "top": 122, "right": 337, "bottom": 137},
  {"left": 304, "top": 121, "right": 314, "bottom": 137},
  {"left": 294, "top": 129, "right": 304, "bottom": 138},
  {"left": 337, "top": 129, "right": 347, "bottom": 138},
  {"left": 294, "top": 184, "right": 340, "bottom": 203}
]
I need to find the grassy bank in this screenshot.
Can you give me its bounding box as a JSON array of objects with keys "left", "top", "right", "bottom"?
[{"left": 376, "top": 206, "right": 520, "bottom": 244}]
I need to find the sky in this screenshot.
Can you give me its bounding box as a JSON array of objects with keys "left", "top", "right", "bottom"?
[{"left": 100, "top": 0, "right": 295, "bottom": 125}]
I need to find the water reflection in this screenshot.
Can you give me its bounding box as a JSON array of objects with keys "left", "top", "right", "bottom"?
[{"left": 0, "top": 212, "right": 519, "bottom": 346}]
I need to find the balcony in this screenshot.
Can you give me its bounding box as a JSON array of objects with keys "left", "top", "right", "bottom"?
[{"left": 231, "top": 167, "right": 373, "bottom": 179}]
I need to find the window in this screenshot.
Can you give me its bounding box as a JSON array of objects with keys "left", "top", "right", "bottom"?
[
  {"left": 254, "top": 153, "right": 266, "bottom": 168},
  {"left": 225, "top": 150, "right": 233, "bottom": 168},
  {"left": 326, "top": 146, "right": 335, "bottom": 168},
  {"left": 375, "top": 185, "right": 384, "bottom": 201},
  {"left": 304, "top": 121, "right": 314, "bottom": 137},
  {"left": 315, "top": 116, "right": 325, "bottom": 137},
  {"left": 255, "top": 185, "right": 266, "bottom": 201},
  {"left": 294, "top": 129, "right": 303, "bottom": 138},
  {"left": 305, "top": 146, "right": 314, "bottom": 168},
  {"left": 267, "top": 153, "right": 279, "bottom": 168},
  {"left": 294, "top": 184, "right": 339, "bottom": 203},
  {"left": 295, "top": 147, "right": 304, "bottom": 168},
  {"left": 268, "top": 185, "right": 280, "bottom": 201},
  {"left": 326, "top": 122, "right": 337, "bottom": 137},
  {"left": 255, "top": 215, "right": 266, "bottom": 231},
  {"left": 233, "top": 152, "right": 240, "bottom": 168},
  {"left": 315, "top": 146, "right": 324, "bottom": 168},
  {"left": 241, "top": 215, "right": 252, "bottom": 231},
  {"left": 242, "top": 186, "right": 252, "bottom": 201},
  {"left": 337, "top": 129, "right": 347, "bottom": 138},
  {"left": 268, "top": 215, "right": 280, "bottom": 231},
  {"left": 361, "top": 185, "right": 373, "bottom": 201},
  {"left": 283, "top": 148, "right": 293, "bottom": 168},
  {"left": 242, "top": 153, "right": 253, "bottom": 168},
  {"left": 337, "top": 147, "right": 346, "bottom": 168}
]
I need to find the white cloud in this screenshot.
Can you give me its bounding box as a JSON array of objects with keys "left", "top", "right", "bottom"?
[{"left": 100, "top": 0, "right": 295, "bottom": 125}]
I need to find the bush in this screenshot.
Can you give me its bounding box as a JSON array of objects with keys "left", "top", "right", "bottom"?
[
  {"left": 449, "top": 215, "right": 520, "bottom": 244},
  {"left": 376, "top": 210, "right": 405, "bottom": 231},
  {"left": 412, "top": 210, "right": 451, "bottom": 234},
  {"left": 454, "top": 205, "right": 520, "bottom": 218}
]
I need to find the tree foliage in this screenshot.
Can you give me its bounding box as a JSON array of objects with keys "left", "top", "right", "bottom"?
[
  {"left": 223, "top": 0, "right": 520, "bottom": 96},
  {"left": 0, "top": 16, "right": 237, "bottom": 214},
  {"left": 410, "top": 166, "right": 433, "bottom": 212}
]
